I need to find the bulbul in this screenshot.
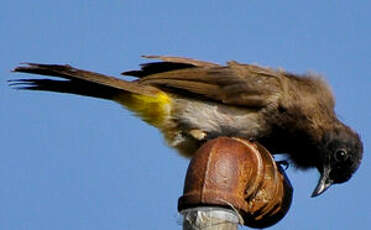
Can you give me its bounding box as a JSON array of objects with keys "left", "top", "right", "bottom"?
[{"left": 10, "top": 55, "right": 363, "bottom": 197}]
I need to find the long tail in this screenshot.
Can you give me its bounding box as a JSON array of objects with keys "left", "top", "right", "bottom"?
[
  {"left": 10, "top": 63, "right": 171, "bottom": 127},
  {"left": 9, "top": 63, "right": 159, "bottom": 100}
]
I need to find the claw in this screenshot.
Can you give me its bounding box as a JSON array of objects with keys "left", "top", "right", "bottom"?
[
  {"left": 247, "top": 137, "right": 256, "bottom": 142},
  {"left": 189, "top": 129, "right": 207, "bottom": 141},
  {"left": 276, "top": 160, "right": 289, "bottom": 170}
]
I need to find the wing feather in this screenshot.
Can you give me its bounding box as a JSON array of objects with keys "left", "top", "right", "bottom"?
[{"left": 135, "top": 57, "right": 283, "bottom": 107}]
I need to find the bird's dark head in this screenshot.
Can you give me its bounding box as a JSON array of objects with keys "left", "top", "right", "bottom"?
[{"left": 312, "top": 124, "right": 363, "bottom": 197}]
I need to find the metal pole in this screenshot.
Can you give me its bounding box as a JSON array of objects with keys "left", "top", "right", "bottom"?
[{"left": 181, "top": 207, "right": 239, "bottom": 230}]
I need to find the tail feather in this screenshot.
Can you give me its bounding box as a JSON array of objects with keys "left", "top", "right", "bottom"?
[
  {"left": 11, "top": 63, "right": 160, "bottom": 97},
  {"left": 8, "top": 78, "right": 122, "bottom": 100}
]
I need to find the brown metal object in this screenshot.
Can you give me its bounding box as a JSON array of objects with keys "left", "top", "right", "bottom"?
[{"left": 178, "top": 137, "right": 293, "bottom": 228}]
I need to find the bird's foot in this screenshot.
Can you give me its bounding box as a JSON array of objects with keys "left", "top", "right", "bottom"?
[{"left": 189, "top": 129, "right": 207, "bottom": 141}]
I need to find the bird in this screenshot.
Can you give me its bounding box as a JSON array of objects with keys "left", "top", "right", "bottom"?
[{"left": 9, "top": 55, "right": 363, "bottom": 197}]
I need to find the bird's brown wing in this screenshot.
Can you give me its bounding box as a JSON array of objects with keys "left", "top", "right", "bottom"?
[{"left": 126, "top": 56, "right": 284, "bottom": 108}]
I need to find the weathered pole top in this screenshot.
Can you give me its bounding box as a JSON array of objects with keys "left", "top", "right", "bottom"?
[{"left": 178, "top": 137, "right": 293, "bottom": 229}]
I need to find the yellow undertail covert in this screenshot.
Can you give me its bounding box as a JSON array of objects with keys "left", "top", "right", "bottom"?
[{"left": 114, "top": 91, "right": 172, "bottom": 127}]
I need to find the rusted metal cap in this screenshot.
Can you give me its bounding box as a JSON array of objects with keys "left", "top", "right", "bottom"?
[{"left": 178, "top": 137, "right": 293, "bottom": 228}]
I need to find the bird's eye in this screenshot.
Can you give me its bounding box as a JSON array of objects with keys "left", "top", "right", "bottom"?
[{"left": 334, "top": 149, "right": 348, "bottom": 162}]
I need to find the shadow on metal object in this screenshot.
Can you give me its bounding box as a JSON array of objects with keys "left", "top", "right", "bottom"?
[{"left": 178, "top": 137, "right": 293, "bottom": 229}]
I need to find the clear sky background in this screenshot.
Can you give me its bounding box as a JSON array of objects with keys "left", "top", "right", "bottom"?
[{"left": 1, "top": 1, "right": 370, "bottom": 229}]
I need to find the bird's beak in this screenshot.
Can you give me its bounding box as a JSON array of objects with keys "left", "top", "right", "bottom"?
[{"left": 311, "top": 166, "right": 333, "bottom": 197}]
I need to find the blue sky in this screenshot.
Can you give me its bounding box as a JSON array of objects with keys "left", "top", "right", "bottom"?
[{"left": 1, "top": 1, "right": 370, "bottom": 229}]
